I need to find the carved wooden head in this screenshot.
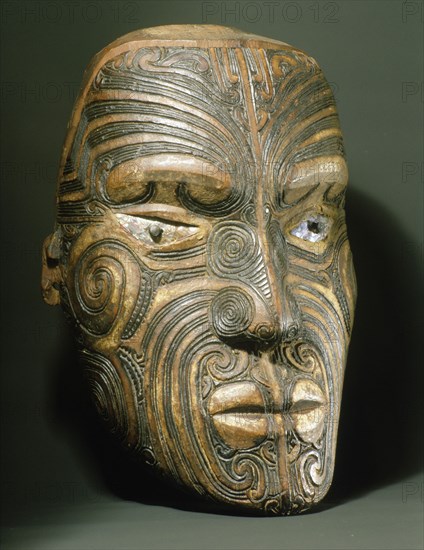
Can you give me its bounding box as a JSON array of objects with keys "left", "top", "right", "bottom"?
[{"left": 42, "top": 25, "right": 357, "bottom": 514}]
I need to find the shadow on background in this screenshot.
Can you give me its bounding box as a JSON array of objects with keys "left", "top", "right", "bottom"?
[
  {"left": 330, "top": 185, "right": 423, "bottom": 503},
  {"left": 46, "top": 185, "right": 423, "bottom": 515}
]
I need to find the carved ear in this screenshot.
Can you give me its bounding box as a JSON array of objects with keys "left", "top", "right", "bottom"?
[{"left": 41, "top": 230, "right": 63, "bottom": 306}]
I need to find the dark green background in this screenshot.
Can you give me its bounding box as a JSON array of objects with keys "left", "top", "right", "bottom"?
[{"left": 1, "top": 1, "right": 423, "bottom": 548}]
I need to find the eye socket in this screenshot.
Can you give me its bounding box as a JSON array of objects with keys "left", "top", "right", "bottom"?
[
  {"left": 290, "top": 214, "right": 332, "bottom": 243},
  {"left": 116, "top": 213, "right": 200, "bottom": 247}
]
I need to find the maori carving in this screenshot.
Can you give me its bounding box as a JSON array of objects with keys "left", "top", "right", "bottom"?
[{"left": 41, "top": 25, "right": 356, "bottom": 515}]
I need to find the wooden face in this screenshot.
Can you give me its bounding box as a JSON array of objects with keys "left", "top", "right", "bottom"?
[{"left": 42, "top": 30, "right": 356, "bottom": 515}]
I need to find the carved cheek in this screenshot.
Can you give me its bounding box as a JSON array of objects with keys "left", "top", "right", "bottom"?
[
  {"left": 338, "top": 239, "right": 357, "bottom": 330},
  {"left": 64, "top": 225, "right": 147, "bottom": 352}
]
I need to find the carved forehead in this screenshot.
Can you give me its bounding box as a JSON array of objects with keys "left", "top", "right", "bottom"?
[
  {"left": 59, "top": 25, "right": 294, "bottom": 172},
  {"left": 58, "top": 26, "right": 345, "bottom": 209}
]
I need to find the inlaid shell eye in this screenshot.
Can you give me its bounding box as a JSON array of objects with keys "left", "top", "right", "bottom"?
[
  {"left": 148, "top": 224, "right": 163, "bottom": 242},
  {"left": 115, "top": 213, "right": 199, "bottom": 247},
  {"left": 291, "top": 214, "right": 332, "bottom": 243}
]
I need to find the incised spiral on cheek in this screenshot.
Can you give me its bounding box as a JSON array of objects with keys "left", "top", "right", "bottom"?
[{"left": 41, "top": 25, "right": 357, "bottom": 515}]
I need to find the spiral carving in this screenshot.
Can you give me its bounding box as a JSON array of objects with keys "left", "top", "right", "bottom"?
[
  {"left": 200, "top": 346, "right": 249, "bottom": 382},
  {"left": 283, "top": 341, "right": 321, "bottom": 374},
  {"left": 299, "top": 449, "right": 326, "bottom": 499},
  {"left": 51, "top": 31, "right": 357, "bottom": 515},
  {"left": 208, "top": 222, "right": 258, "bottom": 276},
  {"left": 207, "top": 222, "right": 271, "bottom": 298},
  {"left": 209, "top": 288, "right": 255, "bottom": 341},
  {"left": 231, "top": 452, "right": 270, "bottom": 503},
  {"left": 71, "top": 240, "right": 141, "bottom": 337}
]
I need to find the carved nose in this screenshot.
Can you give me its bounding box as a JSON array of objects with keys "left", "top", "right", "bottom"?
[{"left": 209, "top": 287, "right": 280, "bottom": 349}]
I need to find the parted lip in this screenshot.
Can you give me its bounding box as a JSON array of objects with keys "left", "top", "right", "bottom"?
[
  {"left": 208, "top": 381, "right": 265, "bottom": 415},
  {"left": 208, "top": 379, "right": 326, "bottom": 416},
  {"left": 207, "top": 378, "right": 327, "bottom": 448}
]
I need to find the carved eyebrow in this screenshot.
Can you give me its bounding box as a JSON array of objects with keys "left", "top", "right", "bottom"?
[
  {"left": 277, "top": 155, "right": 348, "bottom": 206},
  {"left": 285, "top": 156, "right": 348, "bottom": 189},
  {"left": 103, "top": 154, "right": 233, "bottom": 207},
  {"left": 106, "top": 154, "right": 231, "bottom": 187}
]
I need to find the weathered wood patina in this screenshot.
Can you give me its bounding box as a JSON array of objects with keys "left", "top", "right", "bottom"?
[{"left": 42, "top": 25, "right": 357, "bottom": 515}]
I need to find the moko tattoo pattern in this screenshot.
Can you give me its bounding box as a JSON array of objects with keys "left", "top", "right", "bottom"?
[{"left": 42, "top": 25, "right": 356, "bottom": 515}]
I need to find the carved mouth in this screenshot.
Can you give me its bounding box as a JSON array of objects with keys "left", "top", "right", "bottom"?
[
  {"left": 207, "top": 379, "right": 327, "bottom": 449},
  {"left": 208, "top": 381, "right": 268, "bottom": 448},
  {"left": 208, "top": 381, "right": 265, "bottom": 415}
]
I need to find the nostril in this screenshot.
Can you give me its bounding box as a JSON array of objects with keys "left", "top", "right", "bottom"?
[
  {"left": 209, "top": 288, "right": 281, "bottom": 349},
  {"left": 285, "top": 323, "right": 300, "bottom": 341},
  {"left": 254, "top": 323, "right": 277, "bottom": 342}
]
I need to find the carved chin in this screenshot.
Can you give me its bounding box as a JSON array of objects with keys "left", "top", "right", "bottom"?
[{"left": 141, "top": 294, "right": 336, "bottom": 514}]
